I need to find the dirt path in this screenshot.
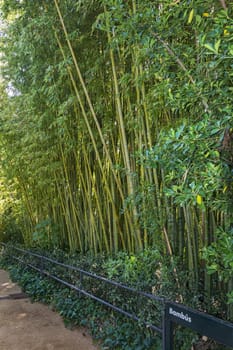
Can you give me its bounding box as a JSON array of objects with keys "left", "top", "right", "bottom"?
[{"left": 0, "top": 269, "right": 100, "bottom": 350}]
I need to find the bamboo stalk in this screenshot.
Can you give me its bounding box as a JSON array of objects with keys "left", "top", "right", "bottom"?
[
  {"left": 183, "top": 205, "right": 195, "bottom": 284},
  {"left": 104, "top": 5, "right": 142, "bottom": 251},
  {"left": 53, "top": 24, "right": 134, "bottom": 252}
]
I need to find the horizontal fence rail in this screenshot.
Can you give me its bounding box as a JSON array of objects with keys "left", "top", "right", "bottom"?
[{"left": 1, "top": 243, "right": 233, "bottom": 350}]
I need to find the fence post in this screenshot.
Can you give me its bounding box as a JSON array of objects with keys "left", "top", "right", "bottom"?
[{"left": 162, "top": 302, "right": 174, "bottom": 350}]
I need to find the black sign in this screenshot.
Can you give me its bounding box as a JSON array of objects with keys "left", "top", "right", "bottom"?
[{"left": 164, "top": 301, "right": 233, "bottom": 350}]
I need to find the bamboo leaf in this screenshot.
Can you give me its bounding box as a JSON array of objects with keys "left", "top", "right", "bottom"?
[
  {"left": 196, "top": 194, "right": 202, "bottom": 205},
  {"left": 204, "top": 43, "right": 218, "bottom": 54},
  {"left": 214, "top": 39, "right": 221, "bottom": 53},
  {"left": 187, "top": 9, "right": 194, "bottom": 24}
]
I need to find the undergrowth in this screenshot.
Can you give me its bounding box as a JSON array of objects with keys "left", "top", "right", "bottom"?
[{"left": 0, "top": 246, "right": 230, "bottom": 350}]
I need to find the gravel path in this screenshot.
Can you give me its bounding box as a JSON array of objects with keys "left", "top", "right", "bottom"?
[{"left": 0, "top": 269, "right": 99, "bottom": 350}]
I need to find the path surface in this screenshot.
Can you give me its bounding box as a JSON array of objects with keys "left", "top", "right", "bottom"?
[{"left": 0, "top": 269, "right": 99, "bottom": 350}]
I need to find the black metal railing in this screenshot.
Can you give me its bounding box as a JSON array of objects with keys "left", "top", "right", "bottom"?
[{"left": 1, "top": 243, "right": 233, "bottom": 350}]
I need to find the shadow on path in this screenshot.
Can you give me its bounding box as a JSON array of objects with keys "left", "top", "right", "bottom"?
[{"left": 0, "top": 269, "right": 99, "bottom": 350}]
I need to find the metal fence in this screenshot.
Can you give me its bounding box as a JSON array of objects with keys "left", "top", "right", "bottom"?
[{"left": 1, "top": 243, "right": 233, "bottom": 350}]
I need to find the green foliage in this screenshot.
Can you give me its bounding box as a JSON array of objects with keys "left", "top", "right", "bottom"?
[
  {"left": 0, "top": 248, "right": 164, "bottom": 349},
  {"left": 102, "top": 248, "right": 185, "bottom": 301},
  {"left": 0, "top": 171, "right": 23, "bottom": 243},
  {"left": 203, "top": 227, "right": 233, "bottom": 303},
  {"left": 0, "top": 207, "right": 23, "bottom": 243},
  {"left": 203, "top": 228, "right": 233, "bottom": 280},
  {"left": 143, "top": 116, "right": 232, "bottom": 210},
  {"left": 2, "top": 245, "right": 232, "bottom": 349},
  {"left": 32, "top": 218, "right": 60, "bottom": 249},
  {"left": 1, "top": 0, "right": 233, "bottom": 252},
  {"left": 0, "top": 0, "right": 233, "bottom": 337}
]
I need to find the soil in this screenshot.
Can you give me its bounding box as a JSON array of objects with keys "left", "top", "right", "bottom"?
[{"left": 0, "top": 269, "right": 100, "bottom": 350}]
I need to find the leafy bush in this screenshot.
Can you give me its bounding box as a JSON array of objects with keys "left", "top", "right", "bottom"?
[
  {"left": 203, "top": 227, "right": 233, "bottom": 307},
  {"left": 0, "top": 207, "right": 23, "bottom": 244}
]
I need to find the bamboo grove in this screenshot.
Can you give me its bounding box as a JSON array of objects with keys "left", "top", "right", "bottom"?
[{"left": 0, "top": 0, "right": 233, "bottom": 305}]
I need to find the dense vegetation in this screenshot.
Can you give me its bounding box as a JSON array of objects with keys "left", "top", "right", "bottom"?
[
  {"left": 0, "top": 0, "right": 233, "bottom": 347},
  {"left": 0, "top": 246, "right": 231, "bottom": 350}
]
